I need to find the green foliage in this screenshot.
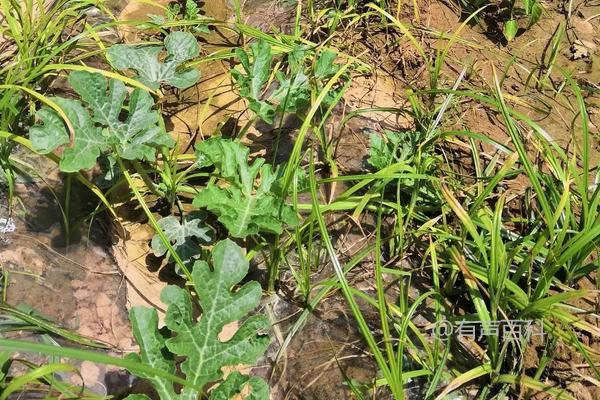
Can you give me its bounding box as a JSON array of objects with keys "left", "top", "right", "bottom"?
[
  {"left": 125, "top": 239, "right": 270, "bottom": 400},
  {"left": 271, "top": 70, "right": 310, "bottom": 116},
  {"left": 208, "top": 372, "right": 269, "bottom": 400},
  {"left": 367, "top": 130, "right": 416, "bottom": 170},
  {"left": 311, "top": 49, "right": 344, "bottom": 104},
  {"left": 268, "top": 45, "right": 321, "bottom": 116},
  {"left": 151, "top": 212, "right": 213, "bottom": 265},
  {"left": 524, "top": 0, "right": 543, "bottom": 28},
  {"left": 29, "top": 71, "right": 174, "bottom": 172},
  {"left": 503, "top": 19, "right": 518, "bottom": 41},
  {"left": 107, "top": 31, "right": 200, "bottom": 90},
  {"left": 231, "top": 41, "right": 342, "bottom": 123},
  {"left": 0, "top": 351, "right": 10, "bottom": 384},
  {"left": 193, "top": 137, "right": 298, "bottom": 238},
  {"left": 96, "top": 154, "right": 121, "bottom": 188},
  {"left": 231, "top": 40, "right": 277, "bottom": 123},
  {"left": 29, "top": 107, "right": 70, "bottom": 154},
  {"left": 367, "top": 129, "right": 440, "bottom": 202},
  {"left": 148, "top": 0, "right": 210, "bottom": 33}
]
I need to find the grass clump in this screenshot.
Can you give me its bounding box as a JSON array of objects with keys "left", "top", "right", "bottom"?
[{"left": 0, "top": 0, "right": 598, "bottom": 399}]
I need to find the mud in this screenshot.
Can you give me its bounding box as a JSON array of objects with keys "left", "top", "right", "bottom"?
[
  {"left": 2, "top": 0, "right": 599, "bottom": 398},
  {"left": 264, "top": 296, "right": 379, "bottom": 399},
  {"left": 0, "top": 149, "right": 134, "bottom": 395}
]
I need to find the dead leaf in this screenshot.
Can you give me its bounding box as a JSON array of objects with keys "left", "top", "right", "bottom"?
[
  {"left": 571, "top": 39, "right": 595, "bottom": 60},
  {"left": 112, "top": 221, "right": 168, "bottom": 322},
  {"left": 572, "top": 17, "right": 595, "bottom": 38}
]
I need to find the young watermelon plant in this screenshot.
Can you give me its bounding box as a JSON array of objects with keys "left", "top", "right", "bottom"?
[
  {"left": 107, "top": 31, "right": 201, "bottom": 90},
  {"left": 230, "top": 40, "right": 344, "bottom": 124},
  {"left": 151, "top": 211, "right": 214, "bottom": 268},
  {"left": 126, "top": 239, "right": 270, "bottom": 400},
  {"left": 29, "top": 71, "right": 175, "bottom": 172},
  {"left": 0, "top": 241, "right": 270, "bottom": 399},
  {"left": 193, "top": 137, "right": 299, "bottom": 238}
]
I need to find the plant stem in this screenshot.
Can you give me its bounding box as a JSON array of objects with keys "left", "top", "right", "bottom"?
[{"left": 116, "top": 156, "right": 192, "bottom": 281}]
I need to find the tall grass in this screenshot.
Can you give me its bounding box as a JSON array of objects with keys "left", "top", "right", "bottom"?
[
  {"left": 0, "top": 0, "right": 113, "bottom": 205},
  {"left": 0, "top": 1, "right": 598, "bottom": 399},
  {"left": 274, "top": 2, "right": 600, "bottom": 398}
]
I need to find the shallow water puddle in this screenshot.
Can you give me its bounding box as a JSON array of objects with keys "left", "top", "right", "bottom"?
[{"left": 0, "top": 153, "right": 133, "bottom": 395}]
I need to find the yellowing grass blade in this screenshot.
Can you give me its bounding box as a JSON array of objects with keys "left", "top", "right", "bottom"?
[{"left": 435, "top": 364, "right": 492, "bottom": 400}]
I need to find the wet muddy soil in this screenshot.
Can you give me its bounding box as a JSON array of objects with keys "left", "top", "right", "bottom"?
[
  {"left": 0, "top": 151, "right": 134, "bottom": 395},
  {"left": 2, "top": 0, "right": 599, "bottom": 398}
]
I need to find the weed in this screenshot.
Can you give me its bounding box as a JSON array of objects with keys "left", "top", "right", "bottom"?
[{"left": 0, "top": 1, "right": 598, "bottom": 399}]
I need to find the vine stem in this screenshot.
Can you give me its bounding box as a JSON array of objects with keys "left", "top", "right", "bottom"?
[
  {"left": 131, "top": 159, "right": 165, "bottom": 198},
  {"left": 64, "top": 173, "right": 72, "bottom": 246},
  {"left": 116, "top": 156, "right": 193, "bottom": 282}
]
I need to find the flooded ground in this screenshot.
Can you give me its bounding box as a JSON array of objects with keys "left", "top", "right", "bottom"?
[
  {"left": 0, "top": 150, "right": 134, "bottom": 395},
  {"left": 0, "top": 2, "right": 381, "bottom": 398},
  {"left": 1, "top": 0, "right": 599, "bottom": 398}
]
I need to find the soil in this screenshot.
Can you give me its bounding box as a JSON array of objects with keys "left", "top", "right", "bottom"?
[
  {"left": 0, "top": 150, "right": 134, "bottom": 396},
  {"left": 2, "top": 0, "right": 599, "bottom": 399}
]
